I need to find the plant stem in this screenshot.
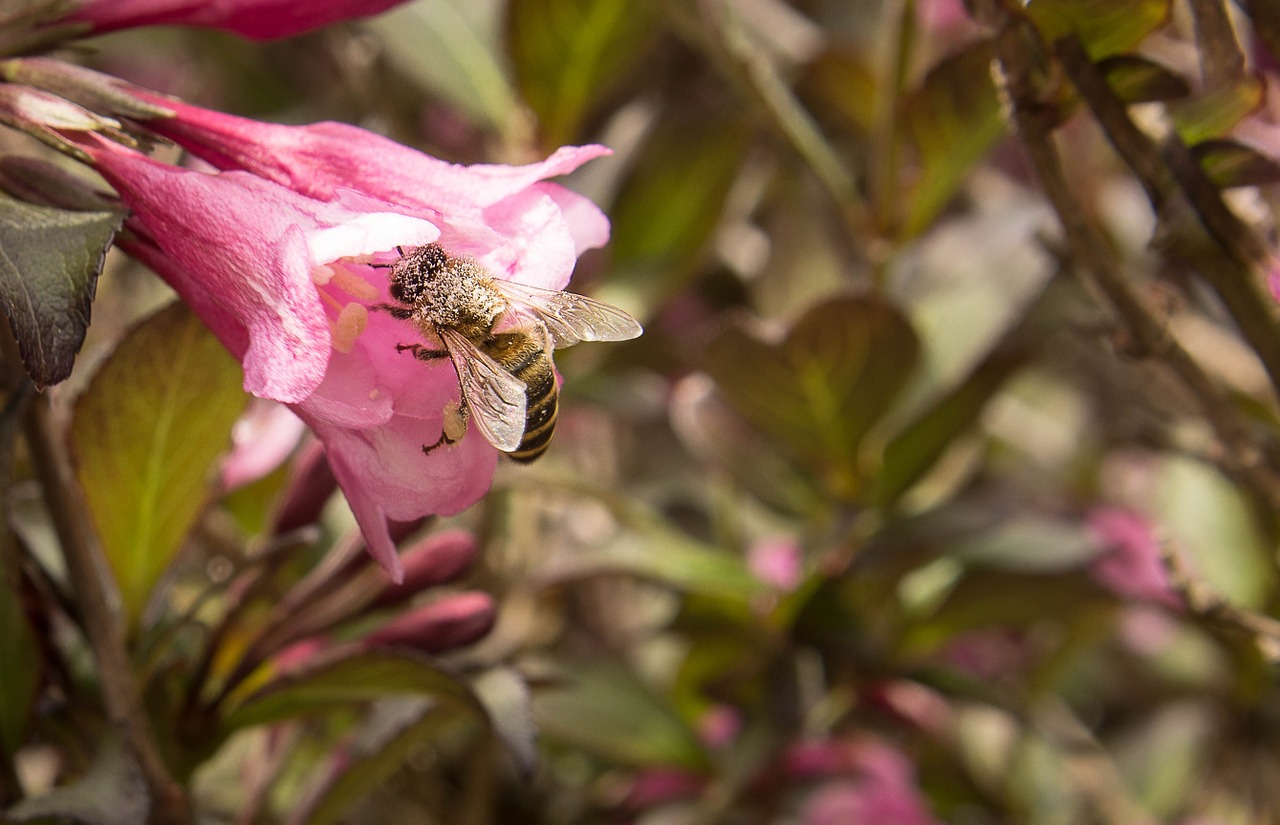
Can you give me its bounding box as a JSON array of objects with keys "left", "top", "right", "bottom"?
[
  {"left": 1186, "top": 0, "right": 1246, "bottom": 89},
  {"left": 1050, "top": 35, "right": 1280, "bottom": 400},
  {"left": 989, "top": 7, "right": 1280, "bottom": 513},
  {"left": 23, "top": 393, "right": 191, "bottom": 824}
]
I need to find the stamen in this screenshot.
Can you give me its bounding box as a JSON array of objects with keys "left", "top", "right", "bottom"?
[
  {"left": 311, "top": 263, "right": 337, "bottom": 286},
  {"left": 330, "top": 266, "right": 379, "bottom": 302},
  {"left": 331, "top": 303, "right": 368, "bottom": 354}
]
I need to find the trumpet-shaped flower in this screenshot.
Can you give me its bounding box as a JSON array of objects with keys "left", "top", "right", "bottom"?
[
  {"left": 78, "top": 108, "right": 611, "bottom": 580},
  {"left": 62, "top": 0, "right": 412, "bottom": 41}
]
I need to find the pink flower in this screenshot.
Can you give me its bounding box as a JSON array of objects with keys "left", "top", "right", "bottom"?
[
  {"left": 221, "top": 399, "right": 306, "bottom": 491},
  {"left": 62, "top": 0, "right": 413, "bottom": 41},
  {"left": 135, "top": 96, "right": 612, "bottom": 276},
  {"left": 1086, "top": 506, "right": 1181, "bottom": 608},
  {"left": 791, "top": 738, "right": 941, "bottom": 825},
  {"left": 74, "top": 105, "right": 611, "bottom": 582},
  {"left": 748, "top": 536, "right": 803, "bottom": 591}
]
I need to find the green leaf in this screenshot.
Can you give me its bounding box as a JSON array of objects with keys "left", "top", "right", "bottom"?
[
  {"left": 70, "top": 302, "right": 247, "bottom": 630},
  {"left": 0, "top": 197, "right": 122, "bottom": 387},
  {"left": 1169, "top": 77, "right": 1266, "bottom": 145},
  {"left": 222, "top": 649, "right": 481, "bottom": 732},
  {"left": 1154, "top": 456, "right": 1273, "bottom": 609},
  {"left": 702, "top": 296, "right": 919, "bottom": 499},
  {"left": 0, "top": 562, "right": 38, "bottom": 756},
  {"left": 1098, "top": 54, "right": 1191, "bottom": 103},
  {"left": 910, "top": 570, "right": 1113, "bottom": 648},
  {"left": 472, "top": 667, "right": 537, "bottom": 773},
  {"left": 507, "top": 0, "right": 658, "bottom": 148},
  {"left": 365, "top": 0, "right": 518, "bottom": 131},
  {"left": 1192, "top": 139, "right": 1280, "bottom": 188},
  {"left": 537, "top": 530, "right": 766, "bottom": 604},
  {"left": 1025, "top": 0, "right": 1171, "bottom": 58},
  {"left": 671, "top": 377, "right": 827, "bottom": 517},
  {"left": 534, "top": 660, "right": 709, "bottom": 769},
  {"left": 902, "top": 42, "right": 1005, "bottom": 238},
  {"left": 878, "top": 349, "right": 1026, "bottom": 507},
  {"left": 610, "top": 117, "right": 751, "bottom": 268},
  {"left": 798, "top": 45, "right": 878, "bottom": 135},
  {"left": 301, "top": 707, "right": 465, "bottom": 825}
]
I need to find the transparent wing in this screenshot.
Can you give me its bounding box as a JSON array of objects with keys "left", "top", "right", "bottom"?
[
  {"left": 439, "top": 328, "right": 527, "bottom": 452},
  {"left": 496, "top": 280, "right": 643, "bottom": 348}
]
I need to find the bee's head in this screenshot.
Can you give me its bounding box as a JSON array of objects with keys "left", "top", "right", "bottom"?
[{"left": 387, "top": 243, "right": 449, "bottom": 305}]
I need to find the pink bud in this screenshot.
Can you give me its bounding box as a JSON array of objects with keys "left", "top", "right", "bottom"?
[
  {"left": 361, "top": 592, "right": 495, "bottom": 654},
  {"left": 371, "top": 529, "right": 480, "bottom": 609}
]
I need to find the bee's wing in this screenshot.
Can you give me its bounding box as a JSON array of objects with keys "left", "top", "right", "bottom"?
[
  {"left": 496, "top": 280, "right": 642, "bottom": 348},
  {"left": 439, "top": 328, "right": 527, "bottom": 453}
]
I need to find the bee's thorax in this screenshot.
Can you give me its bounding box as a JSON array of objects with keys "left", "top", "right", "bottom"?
[{"left": 389, "top": 244, "right": 507, "bottom": 330}]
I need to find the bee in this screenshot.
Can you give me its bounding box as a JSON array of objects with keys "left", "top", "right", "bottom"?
[{"left": 377, "top": 243, "right": 642, "bottom": 462}]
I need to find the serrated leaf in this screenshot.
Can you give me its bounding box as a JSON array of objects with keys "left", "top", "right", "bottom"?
[
  {"left": 0, "top": 197, "right": 121, "bottom": 387},
  {"left": 0, "top": 563, "right": 38, "bottom": 756},
  {"left": 507, "top": 0, "right": 658, "bottom": 147},
  {"left": 1170, "top": 77, "right": 1266, "bottom": 145},
  {"left": 5, "top": 736, "right": 148, "bottom": 825},
  {"left": 702, "top": 296, "right": 919, "bottom": 499},
  {"left": 1193, "top": 139, "right": 1280, "bottom": 188},
  {"left": 902, "top": 42, "right": 1005, "bottom": 238},
  {"left": 1025, "top": 0, "right": 1171, "bottom": 58},
  {"left": 1098, "top": 54, "right": 1191, "bottom": 103},
  {"left": 70, "top": 302, "right": 248, "bottom": 630},
  {"left": 534, "top": 660, "right": 709, "bottom": 770},
  {"left": 222, "top": 649, "right": 482, "bottom": 732}
]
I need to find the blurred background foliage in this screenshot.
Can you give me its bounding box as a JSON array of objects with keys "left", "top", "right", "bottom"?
[{"left": 10, "top": 0, "right": 1280, "bottom": 823}]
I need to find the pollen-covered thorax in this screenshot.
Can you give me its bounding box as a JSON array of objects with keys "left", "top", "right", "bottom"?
[{"left": 389, "top": 244, "right": 506, "bottom": 328}]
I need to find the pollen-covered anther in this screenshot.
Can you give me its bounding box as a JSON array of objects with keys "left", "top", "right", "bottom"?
[
  {"left": 331, "top": 302, "right": 368, "bottom": 353},
  {"left": 311, "top": 263, "right": 337, "bottom": 286}
]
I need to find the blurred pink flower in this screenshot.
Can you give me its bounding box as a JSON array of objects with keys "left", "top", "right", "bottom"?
[
  {"left": 791, "top": 738, "right": 941, "bottom": 825},
  {"left": 371, "top": 529, "right": 481, "bottom": 609},
  {"left": 696, "top": 704, "right": 743, "bottom": 749},
  {"left": 221, "top": 399, "right": 306, "bottom": 491},
  {"left": 1086, "top": 506, "right": 1181, "bottom": 608},
  {"left": 748, "top": 536, "right": 803, "bottom": 591},
  {"left": 78, "top": 116, "right": 610, "bottom": 581},
  {"left": 623, "top": 769, "right": 706, "bottom": 811},
  {"left": 361, "top": 591, "right": 496, "bottom": 654},
  {"left": 62, "top": 0, "right": 412, "bottom": 41}
]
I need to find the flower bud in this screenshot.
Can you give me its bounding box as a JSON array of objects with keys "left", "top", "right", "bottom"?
[
  {"left": 361, "top": 592, "right": 495, "bottom": 654},
  {"left": 371, "top": 529, "right": 480, "bottom": 610}
]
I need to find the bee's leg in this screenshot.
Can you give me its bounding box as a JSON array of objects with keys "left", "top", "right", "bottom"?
[
  {"left": 369, "top": 303, "right": 414, "bottom": 319},
  {"left": 422, "top": 400, "right": 470, "bottom": 455},
  {"left": 396, "top": 343, "right": 449, "bottom": 362}
]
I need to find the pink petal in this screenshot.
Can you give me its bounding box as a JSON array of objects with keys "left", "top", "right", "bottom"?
[{"left": 64, "top": 0, "right": 413, "bottom": 41}]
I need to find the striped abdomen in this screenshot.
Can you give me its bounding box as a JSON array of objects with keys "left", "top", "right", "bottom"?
[{"left": 484, "top": 332, "right": 559, "bottom": 462}]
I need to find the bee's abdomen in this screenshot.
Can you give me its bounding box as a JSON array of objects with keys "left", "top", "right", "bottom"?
[
  {"left": 486, "top": 334, "right": 559, "bottom": 462},
  {"left": 511, "top": 352, "right": 557, "bottom": 462}
]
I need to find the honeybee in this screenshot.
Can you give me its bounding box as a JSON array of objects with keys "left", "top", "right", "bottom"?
[{"left": 377, "top": 243, "right": 642, "bottom": 462}]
